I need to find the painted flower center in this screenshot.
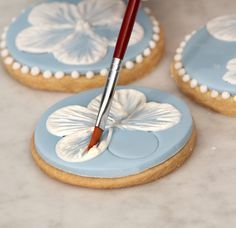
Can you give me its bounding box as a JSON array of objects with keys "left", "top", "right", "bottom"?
[{"left": 75, "top": 21, "right": 91, "bottom": 32}]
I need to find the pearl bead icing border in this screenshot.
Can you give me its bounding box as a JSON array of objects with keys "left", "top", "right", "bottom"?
[
  {"left": 0, "top": 7, "right": 161, "bottom": 80},
  {"left": 173, "top": 31, "right": 236, "bottom": 102}
]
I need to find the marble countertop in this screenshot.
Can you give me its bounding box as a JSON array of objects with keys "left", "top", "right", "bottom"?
[{"left": 0, "top": 0, "right": 235, "bottom": 227}]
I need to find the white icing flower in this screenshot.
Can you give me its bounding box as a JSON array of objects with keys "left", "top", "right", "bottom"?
[
  {"left": 223, "top": 59, "right": 236, "bottom": 85},
  {"left": 46, "top": 89, "right": 181, "bottom": 162},
  {"left": 207, "top": 15, "right": 236, "bottom": 41},
  {"left": 16, "top": 0, "right": 144, "bottom": 65}
]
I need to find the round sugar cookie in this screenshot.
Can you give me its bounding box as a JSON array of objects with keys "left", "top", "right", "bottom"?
[
  {"left": 171, "top": 15, "right": 236, "bottom": 116},
  {"left": 1, "top": 0, "right": 164, "bottom": 93},
  {"left": 31, "top": 87, "right": 196, "bottom": 189}
]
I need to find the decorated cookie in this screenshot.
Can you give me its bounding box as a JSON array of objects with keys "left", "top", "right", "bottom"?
[
  {"left": 1, "top": 0, "right": 164, "bottom": 93},
  {"left": 171, "top": 15, "right": 236, "bottom": 116},
  {"left": 31, "top": 87, "right": 196, "bottom": 189}
]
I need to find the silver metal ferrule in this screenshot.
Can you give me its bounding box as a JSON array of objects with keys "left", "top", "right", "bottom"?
[{"left": 95, "top": 58, "right": 122, "bottom": 130}]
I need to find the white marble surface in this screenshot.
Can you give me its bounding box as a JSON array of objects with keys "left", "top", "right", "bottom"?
[{"left": 0, "top": 0, "right": 236, "bottom": 227}]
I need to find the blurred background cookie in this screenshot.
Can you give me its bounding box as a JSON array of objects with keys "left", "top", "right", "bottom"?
[
  {"left": 171, "top": 15, "right": 236, "bottom": 116},
  {"left": 1, "top": 0, "right": 164, "bottom": 92}
]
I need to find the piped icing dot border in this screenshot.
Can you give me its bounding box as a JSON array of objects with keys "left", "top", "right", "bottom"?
[
  {"left": 71, "top": 71, "right": 80, "bottom": 79},
  {"left": 31, "top": 67, "right": 40, "bottom": 76},
  {"left": 12, "top": 62, "right": 21, "bottom": 70},
  {"left": 21, "top": 65, "right": 29, "bottom": 74},
  {"left": 173, "top": 30, "right": 236, "bottom": 102},
  {"left": 0, "top": 6, "right": 161, "bottom": 80}
]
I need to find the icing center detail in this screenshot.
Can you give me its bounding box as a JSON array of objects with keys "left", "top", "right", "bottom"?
[
  {"left": 75, "top": 21, "right": 91, "bottom": 32},
  {"left": 46, "top": 89, "right": 181, "bottom": 162}
]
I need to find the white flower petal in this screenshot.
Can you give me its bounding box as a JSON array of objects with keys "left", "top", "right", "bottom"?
[
  {"left": 223, "top": 71, "right": 236, "bottom": 85},
  {"left": 94, "top": 22, "right": 144, "bottom": 47},
  {"left": 88, "top": 89, "right": 146, "bottom": 122},
  {"left": 52, "top": 31, "right": 108, "bottom": 65},
  {"left": 226, "top": 58, "right": 236, "bottom": 71},
  {"left": 55, "top": 130, "right": 91, "bottom": 162},
  {"left": 222, "top": 59, "right": 236, "bottom": 85},
  {"left": 16, "top": 27, "right": 73, "bottom": 53},
  {"left": 128, "top": 22, "right": 145, "bottom": 46},
  {"left": 28, "top": 2, "right": 80, "bottom": 27},
  {"left": 78, "top": 0, "right": 125, "bottom": 26},
  {"left": 92, "top": 25, "right": 119, "bottom": 46},
  {"left": 207, "top": 15, "right": 236, "bottom": 41},
  {"left": 120, "top": 102, "right": 181, "bottom": 132},
  {"left": 56, "top": 128, "right": 113, "bottom": 162},
  {"left": 46, "top": 105, "right": 97, "bottom": 137}
]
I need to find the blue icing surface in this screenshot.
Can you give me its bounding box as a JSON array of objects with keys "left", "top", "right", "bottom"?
[
  {"left": 109, "top": 129, "right": 159, "bottom": 159},
  {"left": 34, "top": 87, "right": 193, "bottom": 178},
  {"left": 6, "top": 0, "right": 154, "bottom": 74},
  {"left": 182, "top": 27, "right": 236, "bottom": 95}
]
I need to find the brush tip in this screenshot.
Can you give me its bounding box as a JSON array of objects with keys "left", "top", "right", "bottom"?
[{"left": 87, "top": 127, "right": 104, "bottom": 151}]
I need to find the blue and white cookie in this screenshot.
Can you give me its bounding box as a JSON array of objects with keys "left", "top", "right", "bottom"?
[
  {"left": 31, "top": 87, "right": 196, "bottom": 189},
  {"left": 171, "top": 15, "right": 236, "bottom": 116},
  {"left": 1, "top": 0, "right": 164, "bottom": 92}
]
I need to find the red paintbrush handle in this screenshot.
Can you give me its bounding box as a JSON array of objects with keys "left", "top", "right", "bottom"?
[{"left": 113, "top": 0, "right": 141, "bottom": 59}]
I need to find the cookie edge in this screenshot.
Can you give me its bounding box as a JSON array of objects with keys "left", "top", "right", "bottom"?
[
  {"left": 3, "top": 30, "right": 164, "bottom": 92},
  {"left": 30, "top": 125, "right": 197, "bottom": 189},
  {"left": 171, "top": 63, "right": 236, "bottom": 116}
]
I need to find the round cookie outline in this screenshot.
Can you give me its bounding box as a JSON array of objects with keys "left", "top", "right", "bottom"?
[
  {"left": 171, "top": 28, "right": 236, "bottom": 116},
  {"left": 31, "top": 126, "right": 197, "bottom": 189},
  {"left": 33, "top": 87, "right": 194, "bottom": 179},
  {"left": 0, "top": 2, "right": 163, "bottom": 81}
]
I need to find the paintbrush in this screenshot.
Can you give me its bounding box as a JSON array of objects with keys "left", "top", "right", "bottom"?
[{"left": 87, "top": 0, "right": 141, "bottom": 150}]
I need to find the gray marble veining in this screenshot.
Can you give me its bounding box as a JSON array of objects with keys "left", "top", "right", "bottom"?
[{"left": 0, "top": 0, "right": 236, "bottom": 228}]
